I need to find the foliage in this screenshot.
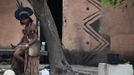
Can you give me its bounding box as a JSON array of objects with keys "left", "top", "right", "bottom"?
[{"left": 100, "top": 0, "right": 124, "bottom": 8}]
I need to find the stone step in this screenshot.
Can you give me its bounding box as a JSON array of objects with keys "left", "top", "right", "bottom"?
[{"left": 71, "top": 65, "right": 98, "bottom": 75}]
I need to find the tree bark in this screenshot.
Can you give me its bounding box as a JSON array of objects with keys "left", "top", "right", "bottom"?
[{"left": 28, "top": 0, "right": 85, "bottom": 75}]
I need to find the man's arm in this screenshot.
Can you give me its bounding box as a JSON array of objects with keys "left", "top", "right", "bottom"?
[
  {"left": 17, "top": 35, "right": 27, "bottom": 46},
  {"left": 11, "top": 35, "right": 27, "bottom": 49}
]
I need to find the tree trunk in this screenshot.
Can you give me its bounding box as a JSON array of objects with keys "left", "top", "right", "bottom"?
[{"left": 28, "top": 0, "right": 85, "bottom": 75}]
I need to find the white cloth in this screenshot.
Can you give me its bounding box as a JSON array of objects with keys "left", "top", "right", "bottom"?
[
  {"left": 39, "top": 69, "right": 49, "bottom": 75},
  {"left": 3, "top": 70, "right": 15, "bottom": 75}
]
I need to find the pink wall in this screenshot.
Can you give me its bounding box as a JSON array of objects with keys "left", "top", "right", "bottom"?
[
  {"left": 62, "top": 0, "right": 134, "bottom": 61},
  {"left": 100, "top": 0, "right": 134, "bottom": 60},
  {"left": 0, "top": 0, "right": 34, "bottom": 48}
]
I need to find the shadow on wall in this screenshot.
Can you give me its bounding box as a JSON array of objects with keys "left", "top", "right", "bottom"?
[
  {"left": 63, "top": 48, "right": 109, "bottom": 66},
  {"left": 63, "top": 33, "right": 111, "bottom": 66},
  {"left": 63, "top": 34, "right": 132, "bottom": 66},
  {"left": 63, "top": 48, "right": 130, "bottom": 66}
]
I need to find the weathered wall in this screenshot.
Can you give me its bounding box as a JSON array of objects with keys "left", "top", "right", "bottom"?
[
  {"left": 63, "top": 0, "right": 108, "bottom": 51},
  {"left": 0, "top": 0, "right": 34, "bottom": 48},
  {"left": 62, "top": 0, "right": 134, "bottom": 65},
  {"left": 100, "top": 0, "right": 134, "bottom": 60},
  {"left": 62, "top": 0, "right": 109, "bottom": 65}
]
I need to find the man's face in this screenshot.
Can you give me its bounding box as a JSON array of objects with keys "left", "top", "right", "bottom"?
[{"left": 21, "top": 18, "right": 30, "bottom": 25}]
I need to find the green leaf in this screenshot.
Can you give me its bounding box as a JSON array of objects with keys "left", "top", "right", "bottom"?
[
  {"left": 101, "top": 0, "right": 123, "bottom": 8},
  {"left": 101, "top": 0, "right": 111, "bottom": 6}
]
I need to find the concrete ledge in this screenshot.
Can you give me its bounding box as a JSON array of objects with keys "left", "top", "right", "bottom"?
[{"left": 0, "top": 49, "right": 48, "bottom": 56}]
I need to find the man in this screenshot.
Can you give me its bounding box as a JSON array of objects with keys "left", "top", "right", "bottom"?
[{"left": 11, "top": 7, "right": 39, "bottom": 75}]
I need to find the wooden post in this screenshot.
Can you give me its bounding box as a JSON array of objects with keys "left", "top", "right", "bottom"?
[{"left": 24, "top": 51, "right": 39, "bottom": 75}]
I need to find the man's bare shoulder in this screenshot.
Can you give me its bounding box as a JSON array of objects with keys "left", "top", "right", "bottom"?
[{"left": 31, "top": 23, "right": 37, "bottom": 29}]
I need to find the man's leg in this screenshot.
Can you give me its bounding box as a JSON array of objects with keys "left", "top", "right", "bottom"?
[
  {"left": 12, "top": 46, "right": 25, "bottom": 75},
  {"left": 14, "top": 47, "right": 25, "bottom": 63}
]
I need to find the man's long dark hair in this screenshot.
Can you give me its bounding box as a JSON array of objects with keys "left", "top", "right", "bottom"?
[{"left": 19, "top": 14, "right": 33, "bottom": 25}]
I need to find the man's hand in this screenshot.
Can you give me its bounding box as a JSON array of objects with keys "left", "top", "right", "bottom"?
[{"left": 10, "top": 44, "right": 17, "bottom": 49}]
